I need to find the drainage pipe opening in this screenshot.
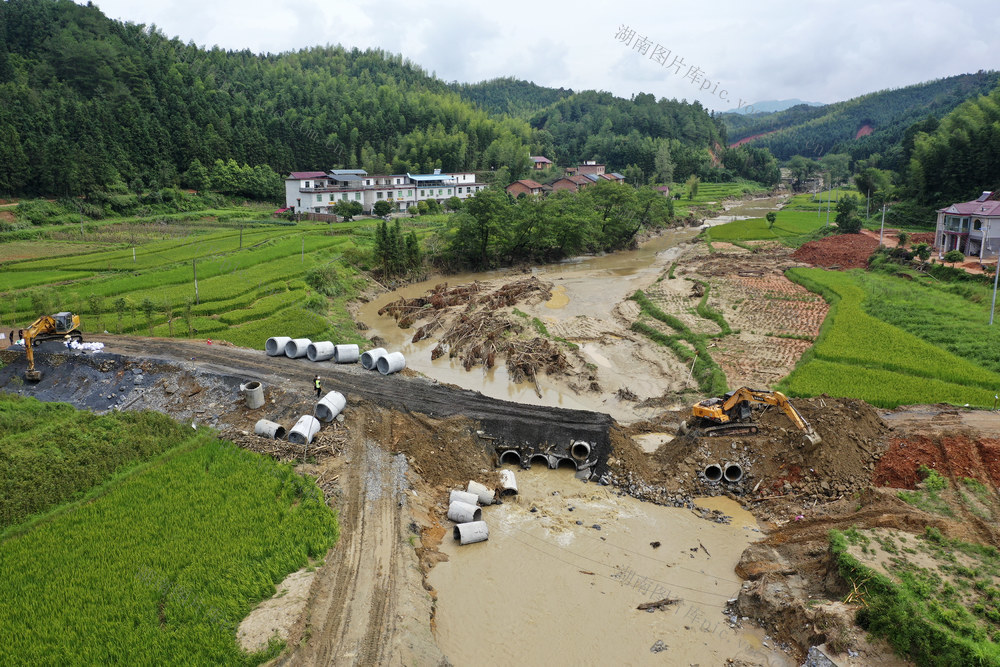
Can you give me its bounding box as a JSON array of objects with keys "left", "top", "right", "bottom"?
[
  {"left": 499, "top": 450, "right": 522, "bottom": 466},
  {"left": 499, "top": 469, "right": 518, "bottom": 496},
  {"left": 529, "top": 454, "right": 551, "bottom": 469},
  {"left": 253, "top": 419, "right": 286, "bottom": 440},
  {"left": 244, "top": 381, "right": 264, "bottom": 409},
  {"left": 570, "top": 440, "right": 591, "bottom": 461},
  {"left": 315, "top": 391, "right": 347, "bottom": 422},
  {"left": 557, "top": 458, "right": 578, "bottom": 470},
  {"left": 288, "top": 414, "right": 321, "bottom": 445},
  {"left": 360, "top": 347, "right": 388, "bottom": 371},
  {"left": 377, "top": 351, "right": 406, "bottom": 375},
  {"left": 704, "top": 463, "right": 723, "bottom": 483},
  {"left": 724, "top": 463, "right": 744, "bottom": 483},
  {"left": 453, "top": 521, "right": 489, "bottom": 545},
  {"left": 447, "top": 500, "right": 482, "bottom": 523},
  {"left": 306, "top": 341, "right": 336, "bottom": 362}
]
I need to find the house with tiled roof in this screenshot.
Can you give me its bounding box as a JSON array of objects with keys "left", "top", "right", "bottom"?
[
  {"left": 934, "top": 191, "right": 1000, "bottom": 260},
  {"left": 551, "top": 174, "right": 594, "bottom": 193},
  {"left": 506, "top": 179, "right": 545, "bottom": 197},
  {"left": 530, "top": 156, "right": 553, "bottom": 170}
]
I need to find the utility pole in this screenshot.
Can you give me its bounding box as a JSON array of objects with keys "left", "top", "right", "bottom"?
[
  {"left": 825, "top": 174, "right": 831, "bottom": 227},
  {"left": 879, "top": 203, "right": 887, "bottom": 248},
  {"left": 990, "top": 251, "right": 999, "bottom": 325},
  {"left": 866, "top": 188, "right": 871, "bottom": 219},
  {"left": 193, "top": 259, "right": 199, "bottom": 305},
  {"left": 301, "top": 236, "right": 305, "bottom": 263}
]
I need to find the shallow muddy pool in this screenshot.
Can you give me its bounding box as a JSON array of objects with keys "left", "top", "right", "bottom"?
[{"left": 428, "top": 467, "right": 792, "bottom": 666}]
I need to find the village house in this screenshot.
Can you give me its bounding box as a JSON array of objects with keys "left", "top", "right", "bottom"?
[
  {"left": 550, "top": 174, "right": 594, "bottom": 193},
  {"left": 285, "top": 169, "right": 487, "bottom": 214},
  {"left": 506, "top": 179, "right": 545, "bottom": 197},
  {"left": 565, "top": 161, "right": 605, "bottom": 176},
  {"left": 530, "top": 156, "right": 552, "bottom": 170},
  {"left": 934, "top": 191, "right": 1000, "bottom": 260}
]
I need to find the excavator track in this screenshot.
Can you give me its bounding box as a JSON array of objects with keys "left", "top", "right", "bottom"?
[{"left": 679, "top": 420, "right": 759, "bottom": 438}]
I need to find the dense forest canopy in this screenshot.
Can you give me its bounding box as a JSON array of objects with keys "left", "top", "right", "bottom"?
[
  {"left": 720, "top": 71, "right": 1000, "bottom": 170},
  {"left": 449, "top": 77, "right": 575, "bottom": 118}
]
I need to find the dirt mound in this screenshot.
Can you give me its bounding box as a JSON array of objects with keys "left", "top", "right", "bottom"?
[
  {"left": 909, "top": 232, "right": 935, "bottom": 245},
  {"left": 874, "top": 433, "right": 1000, "bottom": 489},
  {"left": 791, "top": 234, "right": 878, "bottom": 269}
]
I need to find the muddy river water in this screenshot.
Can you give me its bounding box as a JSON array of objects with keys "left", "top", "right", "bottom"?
[
  {"left": 359, "top": 196, "right": 786, "bottom": 424},
  {"left": 429, "top": 467, "right": 792, "bottom": 666}
]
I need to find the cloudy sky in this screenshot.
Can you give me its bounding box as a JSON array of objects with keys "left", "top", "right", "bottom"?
[{"left": 89, "top": 0, "right": 996, "bottom": 111}]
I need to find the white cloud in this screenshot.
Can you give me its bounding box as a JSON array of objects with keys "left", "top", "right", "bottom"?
[{"left": 88, "top": 0, "right": 998, "bottom": 106}]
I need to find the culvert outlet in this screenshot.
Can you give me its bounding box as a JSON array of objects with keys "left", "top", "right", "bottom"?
[
  {"left": 377, "top": 351, "right": 406, "bottom": 375},
  {"left": 499, "top": 450, "right": 522, "bottom": 466},
  {"left": 453, "top": 521, "right": 489, "bottom": 545},
  {"left": 360, "top": 347, "right": 388, "bottom": 370},
  {"left": 447, "top": 500, "right": 482, "bottom": 523},
  {"left": 450, "top": 490, "right": 480, "bottom": 506},
  {"left": 244, "top": 381, "right": 264, "bottom": 409},
  {"left": 500, "top": 469, "right": 518, "bottom": 495},
  {"left": 253, "top": 419, "right": 286, "bottom": 439},
  {"left": 529, "top": 454, "right": 551, "bottom": 469},
  {"left": 557, "top": 458, "right": 578, "bottom": 470},
  {"left": 333, "top": 344, "right": 360, "bottom": 364},
  {"left": 467, "top": 480, "right": 495, "bottom": 505},
  {"left": 315, "top": 391, "right": 346, "bottom": 422},
  {"left": 265, "top": 337, "right": 291, "bottom": 356},
  {"left": 288, "top": 414, "right": 321, "bottom": 445},
  {"left": 704, "top": 464, "right": 723, "bottom": 483},
  {"left": 307, "top": 341, "right": 336, "bottom": 362},
  {"left": 284, "top": 338, "right": 311, "bottom": 359},
  {"left": 724, "top": 463, "right": 744, "bottom": 483},
  {"left": 570, "top": 440, "right": 591, "bottom": 461}
]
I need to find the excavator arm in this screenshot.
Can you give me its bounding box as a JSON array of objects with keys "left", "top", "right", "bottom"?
[{"left": 21, "top": 312, "right": 82, "bottom": 382}]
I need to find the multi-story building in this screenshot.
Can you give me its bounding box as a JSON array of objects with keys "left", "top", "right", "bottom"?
[
  {"left": 935, "top": 191, "right": 1000, "bottom": 260},
  {"left": 285, "top": 169, "right": 488, "bottom": 215}
]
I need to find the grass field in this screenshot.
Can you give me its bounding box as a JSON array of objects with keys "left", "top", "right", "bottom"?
[
  {"left": 0, "top": 399, "right": 338, "bottom": 665},
  {"left": 672, "top": 180, "right": 770, "bottom": 218},
  {"left": 777, "top": 268, "right": 1000, "bottom": 408},
  {"left": 0, "top": 207, "right": 444, "bottom": 350},
  {"left": 705, "top": 190, "right": 854, "bottom": 246}
]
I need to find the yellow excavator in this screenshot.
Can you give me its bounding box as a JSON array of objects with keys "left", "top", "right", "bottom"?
[
  {"left": 679, "top": 387, "right": 822, "bottom": 446},
  {"left": 21, "top": 312, "right": 83, "bottom": 382}
]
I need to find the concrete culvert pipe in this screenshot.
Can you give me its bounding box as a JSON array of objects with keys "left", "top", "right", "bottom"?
[
  {"left": 244, "top": 381, "right": 265, "bottom": 409},
  {"left": 377, "top": 351, "right": 406, "bottom": 375},
  {"left": 307, "top": 341, "right": 336, "bottom": 362},
  {"left": 254, "top": 419, "right": 286, "bottom": 439},
  {"left": 333, "top": 344, "right": 360, "bottom": 364},
  {"left": 529, "top": 454, "right": 552, "bottom": 469},
  {"left": 499, "top": 450, "right": 522, "bottom": 466},
  {"left": 467, "top": 480, "right": 495, "bottom": 505},
  {"left": 315, "top": 391, "right": 346, "bottom": 422},
  {"left": 284, "top": 338, "right": 311, "bottom": 359},
  {"left": 570, "top": 440, "right": 591, "bottom": 461},
  {"left": 450, "top": 489, "right": 480, "bottom": 506},
  {"left": 724, "top": 463, "right": 744, "bottom": 483},
  {"left": 265, "top": 336, "right": 291, "bottom": 356},
  {"left": 360, "top": 347, "right": 388, "bottom": 370},
  {"left": 447, "top": 500, "right": 482, "bottom": 523},
  {"left": 454, "top": 521, "right": 489, "bottom": 545},
  {"left": 500, "top": 469, "right": 518, "bottom": 496},
  {"left": 557, "top": 458, "right": 578, "bottom": 470},
  {"left": 704, "top": 464, "right": 723, "bottom": 483},
  {"left": 288, "top": 414, "right": 321, "bottom": 445}
]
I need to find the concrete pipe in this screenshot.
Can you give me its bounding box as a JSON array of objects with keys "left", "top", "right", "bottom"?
[
  {"left": 306, "top": 341, "right": 336, "bottom": 362},
  {"left": 244, "top": 381, "right": 265, "bottom": 409},
  {"left": 529, "top": 454, "right": 552, "bottom": 469},
  {"left": 360, "top": 347, "right": 388, "bottom": 370},
  {"left": 315, "top": 391, "right": 346, "bottom": 422},
  {"left": 724, "top": 463, "right": 744, "bottom": 483},
  {"left": 704, "top": 463, "right": 723, "bottom": 483},
  {"left": 450, "top": 489, "right": 480, "bottom": 506},
  {"left": 288, "top": 414, "right": 321, "bottom": 445},
  {"left": 499, "top": 450, "right": 522, "bottom": 466},
  {"left": 499, "top": 469, "right": 518, "bottom": 496},
  {"left": 253, "top": 419, "right": 286, "bottom": 440},
  {"left": 377, "top": 351, "right": 406, "bottom": 375},
  {"left": 453, "top": 521, "right": 489, "bottom": 545},
  {"left": 570, "top": 440, "right": 591, "bottom": 461},
  {"left": 284, "top": 338, "right": 312, "bottom": 359},
  {"left": 467, "top": 480, "right": 495, "bottom": 506},
  {"left": 557, "top": 458, "right": 578, "bottom": 470},
  {"left": 265, "top": 336, "right": 291, "bottom": 356},
  {"left": 447, "top": 500, "right": 482, "bottom": 523},
  {"left": 333, "top": 344, "right": 360, "bottom": 364}
]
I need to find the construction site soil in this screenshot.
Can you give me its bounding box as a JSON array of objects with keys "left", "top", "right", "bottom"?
[
  {"left": 6, "top": 208, "right": 1000, "bottom": 665},
  {"left": 791, "top": 233, "right": 879, "bottom": 269}
]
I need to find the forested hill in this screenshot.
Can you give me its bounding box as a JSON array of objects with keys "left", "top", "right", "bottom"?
[
  {"left": 449, "top": 77, "right": 574, "bottom": 118},
  {"left": 0, "top": 0, "right": 551, "bottom": 196},
  {"left": 720, "top": 71, "right": 1000, "bottom": 169}
]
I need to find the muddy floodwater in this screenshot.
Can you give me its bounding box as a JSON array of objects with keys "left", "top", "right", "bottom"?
[
  {"left": 429, "top": 467, "right": 792, "bottom": 666},
  {"left": 359, "top": 196, "right": 785, "bottom": 423}
]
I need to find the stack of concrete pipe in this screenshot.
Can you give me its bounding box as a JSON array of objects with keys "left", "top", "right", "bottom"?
[
  {"left": 703, "top": 462, "right": 744, "bottom": 484},
  {"left": 445, "top": 475, "right": 514, "bottom": 546}
]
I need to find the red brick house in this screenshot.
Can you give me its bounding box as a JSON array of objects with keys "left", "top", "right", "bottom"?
[
  {"left": 551, "top": 174, "right": 593, "bottom": 193},
  {"left": 530, "top": 156, "right": 553, "bottom": 170},
  {"left": 566, "top": 161, "right": 605, "bottom": 177},
  {"left": 506, "top": 179, "right": 545, "bottom": 197}
]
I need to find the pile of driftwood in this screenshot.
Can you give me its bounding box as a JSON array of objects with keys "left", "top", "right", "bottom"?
[
  {"left": 379, "top": 282, "right": 483, "bottom": 328},
  {"left": 218, "top": 427, "right": 346, "bottom": 462}
]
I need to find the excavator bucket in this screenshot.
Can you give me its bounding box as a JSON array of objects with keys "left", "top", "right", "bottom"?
[
  {"left": 678, "top": 420, "right": 691, "bottom": 435},
  {"left": 803, "top": 431, "right": 822, "bottom": 447},
  {"left": 24, "top": 369, "right": 42, "bottom": 383}
]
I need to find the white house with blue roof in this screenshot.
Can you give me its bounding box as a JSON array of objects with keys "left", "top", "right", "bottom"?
[{"left": 285, "top": 169, "right": 487, "bottom": 214}]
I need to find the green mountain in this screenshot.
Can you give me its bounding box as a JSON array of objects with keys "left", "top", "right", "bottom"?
[
  {"left": 720, "top": 72, "right": 1000, "bottom": 169},
  {"left": 449, "top": 77, "right": 574, "bottom": 118}
]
